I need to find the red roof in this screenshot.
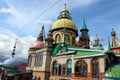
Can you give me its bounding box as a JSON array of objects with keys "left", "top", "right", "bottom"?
[{"left": 30, "top": 40, "right": 44, "bottom": 49}]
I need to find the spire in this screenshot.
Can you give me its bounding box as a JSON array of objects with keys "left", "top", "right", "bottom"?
[
  {"left": 111, "top": 28, "right": 116, "bottom": 36},
  {"left": 65, "top": 3, "right": 66, "bottom": 8},
  {"left": 37, "top": 24, "right": 45, "bottom": 41},
  {"left": 12, "top": 38, "right": 17, "bottom": 58},
  {"left": 82, "top": 17, "right": 87, "bottom": 29},
  {"left": 57, "top": 4, "right": 72, "bottom": 19},
  {"left": 79, "top": 17, "right": 89, "bottom": 48},
  {"left": 111, "top": 28, "right": 119, "bottom": 48},
  {"left": 61, "top": 3, "right": 69, "bottom": 13}
]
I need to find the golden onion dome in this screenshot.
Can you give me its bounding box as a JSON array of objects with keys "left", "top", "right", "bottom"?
[{"left": 51, "top": 18, "right": 77, "bottom": 31}]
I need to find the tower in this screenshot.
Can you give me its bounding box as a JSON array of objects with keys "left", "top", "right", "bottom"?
[
  {"left": 37, "top": 24, "right": 45, "bottom": 42},
  {"left": 79, "top": 17, "right": 90, "bottom": 48},
  {"left": 111, "top": 28, "right": 119, "bottom": 48},
  {"left": 45, "top": 30, "right": 54, "bottom": 47},
  {"left": 51, "top": 4, "right": 78, "bottom": 45},
  {"left": 92, "top": 34, "right": 104, "bottom": 50},
  {"left": 27, "top": 25, "right": 54, "bottom": 80}
]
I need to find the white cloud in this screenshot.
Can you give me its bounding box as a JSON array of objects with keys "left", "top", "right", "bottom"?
[
  {"left": 0, "top": 28, "right": 36, "bottom": 61},
  {"left": 2, "top": 0, "right": 100, "bottom": 29},
  {"left": 0, "top": 7, "right": 12, "bottom": 14}
]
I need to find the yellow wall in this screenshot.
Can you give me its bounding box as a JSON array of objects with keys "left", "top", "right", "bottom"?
[{"left": 53, "top": 30, "right": 76, "bottom": 45}]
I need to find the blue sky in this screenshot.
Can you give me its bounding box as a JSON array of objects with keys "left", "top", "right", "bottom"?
[{"left": 0, "top": 0, "right": 120, "bottom": 61}]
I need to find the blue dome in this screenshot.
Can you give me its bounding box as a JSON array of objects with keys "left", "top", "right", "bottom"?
[{"left": 2, "top": 58, "right": 18, "bottom": 69}]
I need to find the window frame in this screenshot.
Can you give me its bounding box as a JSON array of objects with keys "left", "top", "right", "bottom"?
[
  {"left": 92, "top": 58, "right": 99, "bottom": 78},
  {"left": 67, "top": 60, "right": 72, "bottom": 76},
  {"left": 34, "top": 52, "right": 43, "bottom": 67},
  {"left": 75, "top": 60, "right": 87, "bottom": 77},
  {"left": 52, "top": 61, "right": 58, "bottom": 75},
  {"left": 61, "top": 64, "right": 66, "bottom": 76},
  {"left": 55, "top": 34, "right": 61, "bottom": 43}
]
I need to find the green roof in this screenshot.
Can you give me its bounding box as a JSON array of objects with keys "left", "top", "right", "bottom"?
[
  {"left": 67, "top": 47, "right": 106, "bottom": 58},
  {"left": 52, "top": 43, "right": 106, "bottom": 58},
  {"left": 82, "top": 17, "right": 87, "bottom": 29},
  {"left": 74, "top": 50, "right": 104, "bottom": 58},
  {"left": 52, "top": 43, "right": 75, "bottom": 55}
]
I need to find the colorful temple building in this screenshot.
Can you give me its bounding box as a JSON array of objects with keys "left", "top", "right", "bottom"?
[
  {"left": 26, "top": 5, "right": 120, "bottom": 80},
  {"left": 0, "top": 5, "right": 120, "bottom": 80}
]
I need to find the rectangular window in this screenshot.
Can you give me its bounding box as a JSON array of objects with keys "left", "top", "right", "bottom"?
[
  {"left": 62, "top": 66, "right": 66, "bottom": 75},
  {"left": 35, "top": 52, "right": 43, "bottom": 67},
  {"left": 67, "top": 68, "right": 71, "bottom": 76}
]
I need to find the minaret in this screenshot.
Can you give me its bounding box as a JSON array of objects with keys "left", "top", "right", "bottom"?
[
  {"left": 12, "top": 39, "right": 17, "bottom": 58},
  {"left": 79, "top": 17, "right": 90, "bottom": 48},
  {"left": 37, "top": 25, "right": 45, "bottom": 42},
  {"left": 111, "top": 28, "right": 118, "bottom": 48}
]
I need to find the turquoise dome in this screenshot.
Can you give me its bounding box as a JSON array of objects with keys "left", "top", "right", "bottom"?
[{"left": 2, "top": 58, "right": 18, "bottom": 69}]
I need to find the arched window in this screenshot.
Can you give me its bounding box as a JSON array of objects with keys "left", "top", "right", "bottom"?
[
  {"left": 35, "top": 53, "right": 43, "bottom": 67},
  {"left": 75, "top": 60, "right": 87, "bottom": 76},
  {"left": 67, "top": 60, "right": 72, "bottom": 76},
  {"left": 53, "top": 62, "right": 58, "bottom": 75},
  {"left": 38, "top": 77, "right": 40, "bottom": 80},
  {"left": 58, "top": 64, "right": 61, "bottom": 75},
  {"left": 92, "top": 58, "right": 99, "bottom": 77},
  {"left": 38, "top": 53, "right": 43, "bottom": 66},
  {"left": 35, "top": 54, "right": 38, "bottom": 66},
  {"left": 62, "top": 65, "right": 66, "bottom": 75},
  {"left": 28, "top": 55, "right": 32, "bottom": 67},
  {"left": 56, "top": 34, "right": 60, "bottom": 43},
  {"left": 72, "top": 36, "right": 75, "bottom": 45},
  {"left": 65, "top": 34, "right": 70, "bottom": 43}
]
